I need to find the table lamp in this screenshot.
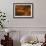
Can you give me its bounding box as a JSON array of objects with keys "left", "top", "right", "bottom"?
[{"left": 5, "top": 29, "right": 10, "bottom": 37}]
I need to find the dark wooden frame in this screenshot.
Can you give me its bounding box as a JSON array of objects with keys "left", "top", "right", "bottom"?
[{"left": 13, "top": 3, "right": 33, "bottom": 18}]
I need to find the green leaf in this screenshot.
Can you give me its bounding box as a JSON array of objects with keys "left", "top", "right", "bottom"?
[
  {"left": 1, "top": 19, "right": 6, "bottom": 21},
  {"left": 0, "top": 22, "right": 2, "bottom": 24},
  {"left": 0, "top": 12, "right": 2, "bottom": 13},
  {"left": 0, "top": 15, "right": 2, "bottom": 17},
  {"left": 1, "top": 15, "right": 2, "bottom": 16},
  {"left": 0, "top": 11, "right": 6, "bottom": 28},
  {"left": 3, "top": 19, "right": 6, "bottom": 20},
  {"left": 0, "top": 21, "right": 1, "bottom": 23},
  {"left": 1, "top": 19, "right": 3, "bottom": 20},
  {"left": 1, "top": 25, "right": 3, "bottom": 28},
  {"left": 0, "top": 16, "right": 1, "bottom": 17},
  {"left": 0, "top": 23, "right": 1, "bottom": 24},
  {"left": 0, "top": 24, "right": 1, "bottom": 25},
  {"left": 3, "top": 16, "right": 6, "bottom": 17},
  {"left": 4, "top": 13, "right": 5, "bottom": 15}
]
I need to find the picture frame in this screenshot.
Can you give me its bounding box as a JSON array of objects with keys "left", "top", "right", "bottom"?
[{"left": 13, "top": 3, "right": 33, "bottom": 18}]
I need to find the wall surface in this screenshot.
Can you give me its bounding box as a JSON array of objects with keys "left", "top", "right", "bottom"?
[{"left": 0, "top": 0, "right": 46, "bottom": 27}]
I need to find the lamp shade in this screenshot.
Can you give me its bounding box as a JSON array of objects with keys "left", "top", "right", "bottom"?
[{"left": 5, "top": 29, "right": 10, "bottom": 33}]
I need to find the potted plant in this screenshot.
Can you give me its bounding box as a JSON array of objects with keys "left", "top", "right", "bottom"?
[{"left": 0, "top": 11, "right": 6, "bottom": 28}]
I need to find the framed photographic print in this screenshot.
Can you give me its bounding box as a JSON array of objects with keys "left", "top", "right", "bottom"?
[{"left": 13, "top": 3, "right": 33, "bottom": 18}]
